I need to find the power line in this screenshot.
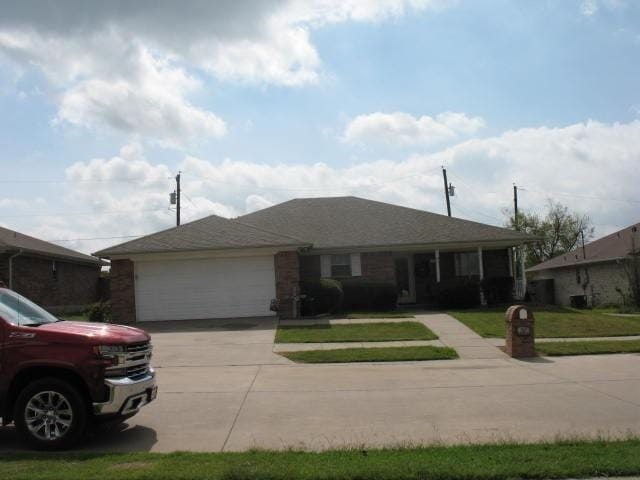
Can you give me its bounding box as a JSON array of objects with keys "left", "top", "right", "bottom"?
[
  {"left": 0, "top": 207, "right": 171, "bottom": 218},
  {"left": 518, "top": 187, "right": 640, "bottom": 205},
  {"left": 48, "top": 234, "right": 149, "bottom": 242},
  {"left": 0, "top": 177, "right": 162, "bottom": 185}
]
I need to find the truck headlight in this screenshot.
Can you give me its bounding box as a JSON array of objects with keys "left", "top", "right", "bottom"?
[{"left": 94, "top": 345, "right": 125, "bottom": 365}]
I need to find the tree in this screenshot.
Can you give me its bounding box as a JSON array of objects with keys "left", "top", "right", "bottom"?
[{"left": 505, "top": 200, "right": 594, "bottom": 268}]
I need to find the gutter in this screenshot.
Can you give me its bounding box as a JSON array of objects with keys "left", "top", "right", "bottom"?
[{"left": 7, "top": 249, "right": 23, "bottom": 289}]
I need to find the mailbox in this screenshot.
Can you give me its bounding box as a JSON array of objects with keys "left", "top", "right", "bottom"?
[{"left": 505, "top": 305, "right": 535, "bottom": 358}]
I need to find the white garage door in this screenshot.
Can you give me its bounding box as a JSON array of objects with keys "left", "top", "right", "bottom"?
[{"left": 135, "top": 255, "right": 276, "bottom": 321}]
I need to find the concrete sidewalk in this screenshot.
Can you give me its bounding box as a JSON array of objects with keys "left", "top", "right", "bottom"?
[
  {"left": 488, "top": 335, "right": 640, "bottom": 345},
  {"left": 2, "top": 314, "right": 639, "bottom": 453},
  {"left": 417, "top": 313, "right": 507, "bottom": 359}
]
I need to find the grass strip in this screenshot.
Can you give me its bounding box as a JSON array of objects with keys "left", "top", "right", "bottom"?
[
  {"left": 2, "top": 439, "right": 640, "bottom": 480},
  {"left": 537, "top": 339, "right": 640, "bottom": 356},
  {"left": 280, "top": 345, "right": 457, "bottom": 363},
  {"left": 448, "top": 305, "right": 640, "bottom": 338},
  {"left": 346, "top": 311, "right": 415, "bottom": 319},
  {"left": 275, "top": 322, "right": 436, "bottom": 343}
]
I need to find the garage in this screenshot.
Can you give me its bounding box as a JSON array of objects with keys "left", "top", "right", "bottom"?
[{"left": 134, "top": 255, "right": 277, "bottom": 321}]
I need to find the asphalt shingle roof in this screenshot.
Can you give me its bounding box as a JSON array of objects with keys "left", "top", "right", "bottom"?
[
  {"left": 0, "top": 226, "right": 104, "bottom": 265},
  {"left": 96, "top": 196, "right": 536, "bottom": 257},
  {"left": 94, "top": 214, "right": 308, "bottom": 257},
  {"left": 527, "top": 222, "right": 640, "bottom": 272},
  {"left": 238, "top": 196, "right": 535, "bottom": 249}
]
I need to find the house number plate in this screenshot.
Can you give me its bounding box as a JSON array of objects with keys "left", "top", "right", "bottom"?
[{"left": 516, "top": 326, "right": 531, "bottom": 336}]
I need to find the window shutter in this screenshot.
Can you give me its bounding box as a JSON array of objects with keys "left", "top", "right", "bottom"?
[
  {"left": 350, "top": 253, "right": 362, "bottom": 276},
  {"left": 320, "top": 255, "right": 331, "bottom": 278}
]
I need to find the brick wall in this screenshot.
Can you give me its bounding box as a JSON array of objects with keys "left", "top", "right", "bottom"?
[
  {"left": 360, "top": 251, "right": 396, "bottom": 283},
  {"left": 274, "top": 251, "right": 300, "bottom": 319},
  {"left": 110, "top": 259, "right": 137, "bottom": 324},
  {"left": 0, "top": 254, "right": 100, "bottom": 310},
  {"left": 528, "top": 261, "right": 629, "bottom": 306}
]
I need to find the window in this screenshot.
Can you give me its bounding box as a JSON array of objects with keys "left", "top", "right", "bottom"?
[
  {"left": 330, "top": 254, "right": 352, "bottom": 277},
  {"left": 454, "top": 252, "right": 480, "bottom": 277},
  {"left": 52, "top": 260, "right": 58, "bottom": 281}
]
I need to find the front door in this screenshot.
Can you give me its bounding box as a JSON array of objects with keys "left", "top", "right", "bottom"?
[{"left": 394, "top": 255, "right": 415, "bottom": 303}]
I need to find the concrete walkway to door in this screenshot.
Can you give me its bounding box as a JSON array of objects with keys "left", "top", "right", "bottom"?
[{"left": 417, "top": 313, "right": 507, "bottom": 359}]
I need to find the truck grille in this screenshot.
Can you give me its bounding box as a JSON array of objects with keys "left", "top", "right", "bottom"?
[{"left": 105, "top": 341, "right": 153, "bottom": 380}]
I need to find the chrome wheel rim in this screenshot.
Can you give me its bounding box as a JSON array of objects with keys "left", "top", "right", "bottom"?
[{"left": 24, "top": 391, "right": 73, "bottom": 441}]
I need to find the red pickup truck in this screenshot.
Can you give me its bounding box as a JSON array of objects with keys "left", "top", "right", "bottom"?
[{"left": 0, "top": 286, "right": 157, "bottom": 449}]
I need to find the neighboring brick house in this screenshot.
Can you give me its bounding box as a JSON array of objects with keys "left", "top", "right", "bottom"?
[
  {"left": 0, "top": 226, "right": 105, "bottom": 312},
  {"left": 95, "top": 196, "right": 535, "bottom": 324},
  {"left": 527, "top": 223, "right": 640, "bottom": 307}
]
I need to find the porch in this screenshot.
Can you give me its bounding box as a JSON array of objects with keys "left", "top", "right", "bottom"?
[{"left": 393, "top": 247, "right": 521, "bottom": 306}]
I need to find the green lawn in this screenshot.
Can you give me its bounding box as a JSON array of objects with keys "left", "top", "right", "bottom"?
[
  {"left": 449, "top": 305, "right": 640, "bottom": 338},
  {"left": 3, "top": 439, "right": 640, "bottom": 480},
  {"left": 346, "top": 311, "right": 415, "bottom": 319},
  {"left": 275, "top": 322, "right": 437, "bottom": 343},
  {"left": 537, "top": 339, "right": 640, "bottom": 356},
  {"left": 280, "top": 345, "right": 457, "bottom": 363}
]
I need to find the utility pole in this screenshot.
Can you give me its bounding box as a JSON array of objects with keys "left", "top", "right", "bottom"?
[
  {"left": 175, "top": 171, "right": 181, "bottom": 226},
  {"left": 442, "top": 167, "right": 452, "bottom": 217},
  {"left": 513, "top": 184, "right": 519, "bottom": 230}
]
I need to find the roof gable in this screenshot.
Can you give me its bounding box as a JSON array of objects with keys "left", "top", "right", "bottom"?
[
  {"left": 94, "top": 214, "right": 307, "bottom": 257},
  {"left": 527, "top": 223, "right": 640, "bottom": 272},
  {"left": 239, "top": 196, "right": 535, "bottom": 249},
  {"left": 0, "top": 226, "right": 104, "bottom": 265}
]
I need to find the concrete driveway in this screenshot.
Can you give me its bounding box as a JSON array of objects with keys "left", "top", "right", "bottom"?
[{"left": 1, "top": 314, "right": 640, "bottom": 452}]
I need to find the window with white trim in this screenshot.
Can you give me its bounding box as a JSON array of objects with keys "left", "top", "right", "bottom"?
[
  {"left": 330, "top": 254, "right": 352, "bottom": 277},
  {"left": 454, "top": 252, "right": 480, "bottom": 277}
]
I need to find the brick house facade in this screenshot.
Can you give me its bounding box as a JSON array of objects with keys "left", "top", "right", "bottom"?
[
  {"left": 528, "top": 261, "right": 630, "bottom": 307},
  {"left": 98, "top": 197, "right": 533, "bottom": 322},
  {"left": 0, "top": 253, "right": 102, "bottom": 312}
]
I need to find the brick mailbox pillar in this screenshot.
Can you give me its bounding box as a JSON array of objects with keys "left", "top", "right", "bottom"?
[{"left": 505, "top": 305, "right": 535, "bottom": 358}]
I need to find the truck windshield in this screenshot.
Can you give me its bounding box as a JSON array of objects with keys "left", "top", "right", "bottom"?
[{"left": 0, "top": 289, "right": 60, "bottom": 327}]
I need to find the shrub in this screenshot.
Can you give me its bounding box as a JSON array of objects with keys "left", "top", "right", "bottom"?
[
  {"left": 481, "top": 276, "right": 514, "bottom": 305},
  {"left": 340, "top": 278, "right": 397, "bottom": 311},
  {"left": 300, "top": 279, "right": 344, "bottom": 316},
  {"left": 85, "top": 301, "right": 112, "bottom": 323},
  {"left": 435, "top": 279, "right": 480, "bottom": 309}
]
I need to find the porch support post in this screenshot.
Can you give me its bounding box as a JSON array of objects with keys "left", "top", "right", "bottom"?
[
  {"left": 508, "top": 247, "right": 514, "bottom": 277},
  {"left": 520, "top": 247, "right": 527, "bottom": 296},
  {"left": 478, "top": 246, "right": 486, "bottom": 305},
  {"left": 435, "top": 249, "right": 441, "bottom": 283}
]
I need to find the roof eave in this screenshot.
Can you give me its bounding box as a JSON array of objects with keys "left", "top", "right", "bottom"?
[
  {"left": 527, "top": 255, "right": 627, "bottom": 272},
  {"left": 0, "top": 246, "right": 106, "bottom": 266},
  {"left": 94, "top": 242, "right": 311, "bottom": 259}
]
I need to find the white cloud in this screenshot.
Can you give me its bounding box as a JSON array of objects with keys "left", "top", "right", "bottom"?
[
  {"left": 246, "top": 194, "right": 276, "bottom": 213},
  {"left": 579, "top": 0, "right": 627, "bottom": 16},
  {"left": 343, "top": 111, "right": 485, "bottom": 146},
  {"left": 18, "top": 119, "right": 639, "bottom": 254},
  {"left": 53, "top": 48, "right": 226, "bottom": 147},
  {"left": 580, "top": 0, "right": 599, "bottom": 16},
  {"left": 0, "top": 1, "right": 451, "bottom": 145}
]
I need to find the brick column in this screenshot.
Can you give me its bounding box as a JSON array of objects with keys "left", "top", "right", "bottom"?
[
  {"left": 110, "top": 259, "right": 137, "bottom": 324},
  {"left": 505, "top": 305, "right": 535, "bottom": 358},
  {"left": 274, "top": 251, "right": 300, "bottom": 319}
]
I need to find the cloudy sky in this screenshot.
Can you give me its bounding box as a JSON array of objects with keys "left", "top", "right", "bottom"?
[{"left": 0, "top": 0, "right": 639, "bottom": 254}]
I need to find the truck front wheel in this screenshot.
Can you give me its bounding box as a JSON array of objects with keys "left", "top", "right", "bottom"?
[{"left": 14, "top": 377, "right": 88, "bottom": 450}]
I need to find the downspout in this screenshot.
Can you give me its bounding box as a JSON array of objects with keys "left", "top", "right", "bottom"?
[{"left": 8, "top": 249, "right": 23, "bottom": 290}]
